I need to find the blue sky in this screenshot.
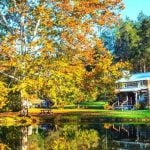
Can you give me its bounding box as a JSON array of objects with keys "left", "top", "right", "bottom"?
[{"left": 121, "top": 0, "right": 150, "bottom": 20}]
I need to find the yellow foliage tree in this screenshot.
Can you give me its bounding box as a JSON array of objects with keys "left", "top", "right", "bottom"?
[
  {"left": 0, "top": 81, "right": 8, "bottom": 109},
  {"left": 0, "top": 0, "right": 128, "bottom": 110}
]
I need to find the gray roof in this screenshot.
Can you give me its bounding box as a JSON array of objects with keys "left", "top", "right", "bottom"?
[{"left": 117, "top": 72, "right": 150, "bottom": 83}]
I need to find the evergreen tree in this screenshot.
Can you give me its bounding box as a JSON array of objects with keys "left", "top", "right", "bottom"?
[
  {"left": 138, "top": 18, "right": 150, "bottom": 72},
  {"left": 114, "top": 14, "right": 150, "bottom": 72}
]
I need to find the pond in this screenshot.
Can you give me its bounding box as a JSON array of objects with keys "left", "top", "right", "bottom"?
[{"left": 0, "top": 116, "right": 150, "bottom": 150}]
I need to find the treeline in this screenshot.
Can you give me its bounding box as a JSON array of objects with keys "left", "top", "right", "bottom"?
[
  {"left": 100, "top": 12, "right": 150, "bottom": 73},
  {"left": 114, "top": 12, "right": 150, "bottom": 73}
]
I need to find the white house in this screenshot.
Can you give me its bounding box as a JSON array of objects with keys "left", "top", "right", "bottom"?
[{"left": 114, "top": 72, "right": 150, "bottom": 109}]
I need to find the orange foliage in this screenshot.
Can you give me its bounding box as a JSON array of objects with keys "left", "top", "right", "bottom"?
[{"left": 0, "top": 0, "right": 128, "bottom": 106}]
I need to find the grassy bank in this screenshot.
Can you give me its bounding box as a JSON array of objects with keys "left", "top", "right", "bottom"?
[
  {"left": 29, "top": 108, "right": 150, "bottom": 119},
  {"left": 1, "top": 102, "right": 150, "bottom": 125},
  {"left": 1, "top": 109, "right": 150, "bottom": 126},
  {"left": 29, "top": 108, "right": 150, "bottom": 123},
  {"left": 59, "top": 101, "right": 107, "bottom": 109},
  {"left": 1, "top": 107, "right": 150, "bottom": 120}
]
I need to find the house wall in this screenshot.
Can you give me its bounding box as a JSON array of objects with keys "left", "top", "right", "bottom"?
[
  {"left": 116, "top": 80, "right": 149, "bottom": 90},
  {"left": 148, "top": 80, "right": 150, "bottom": 108},
  {"left": 148, "top": 80, "right": 150, "bottom": 88},
  {"left": 115, "top": 78, "right": 150, "bottom": 108},
  {"left": 148, "top": 90, "right": 150, "bottom": 108}
]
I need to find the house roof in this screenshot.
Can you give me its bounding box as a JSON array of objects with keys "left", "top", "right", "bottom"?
[{"left": 117, "top": 72, "right": 150, "bottom": 83}]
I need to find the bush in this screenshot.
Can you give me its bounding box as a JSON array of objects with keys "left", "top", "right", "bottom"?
[
  {"left": 134, "top": 104, "right": 141, "bottom": 110},
  {"left": 146, "top": 105, "right": 150, "bottom": 110},
  {"left": 104, "top": 104, "right": 112, "bottom": 110}
]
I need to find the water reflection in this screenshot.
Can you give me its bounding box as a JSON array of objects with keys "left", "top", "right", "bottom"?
[
  {"left": 109, "top": 124, "right": 150, "bottom": 150},
  {"left": 0, "top": 120, "right": 150, "bottom": 150}
]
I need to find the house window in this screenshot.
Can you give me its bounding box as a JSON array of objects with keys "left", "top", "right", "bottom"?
[
  {"left": 140, "top": 80, "right": 147, "bottom": 86},
  {"left": 124, "top": 83, "right": 127, "bottom": 88},
  {"left": 126, "top": 82, "right": 138, "bottom": 88}
]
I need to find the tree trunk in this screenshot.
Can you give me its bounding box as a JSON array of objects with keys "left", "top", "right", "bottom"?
[{"left": 143, "top": 59, "right": 146, "bottom": 72}]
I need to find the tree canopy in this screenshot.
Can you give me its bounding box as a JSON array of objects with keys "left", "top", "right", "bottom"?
[
  {"left": 114, "top": 13, "right": 150, "bottom": 73},
  {"left": 0, "top": 0, "right": 128, "bottom": 109}
]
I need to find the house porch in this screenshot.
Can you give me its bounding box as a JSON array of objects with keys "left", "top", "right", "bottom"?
[{"left": 113, "top": 89, "right": 149, "bottom": 110}]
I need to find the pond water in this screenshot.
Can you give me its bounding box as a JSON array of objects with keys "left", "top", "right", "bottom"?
[{"left": 0, "top": 116, "right": 150, "bottom": 150}]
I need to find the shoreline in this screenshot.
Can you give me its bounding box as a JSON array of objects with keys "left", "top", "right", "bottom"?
[{"left": 0, "top": 109, "right": 150, "bottom": 125}]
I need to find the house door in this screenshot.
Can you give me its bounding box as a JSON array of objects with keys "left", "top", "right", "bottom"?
[{"left": 128, "top": 92, "right": 135, "bottom": 105}]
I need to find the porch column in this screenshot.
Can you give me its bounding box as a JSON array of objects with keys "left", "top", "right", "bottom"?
[
  {"left": 138, "top": 93, "right": 141, "bottom": 103},
  {"left": 126, "top": 93, "right": 129, "bottom": 105},
  {"left": 134, "top": 92, "right": 138, "bottom": 105},
  {"left": 148, "top": 89, "right": 150, "bottom": 109}
]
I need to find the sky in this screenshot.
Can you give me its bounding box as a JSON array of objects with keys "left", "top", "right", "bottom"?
[{"left": 121, "top": 0, "right": 150, "bottom": 20}]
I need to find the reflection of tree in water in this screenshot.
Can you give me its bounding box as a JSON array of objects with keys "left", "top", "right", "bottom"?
[
  {"left": 0, "top": 126, "right": 22, "bottom": 150},
  {"left": 0, "top": 125, "right": 43, "bottom": 150},
  {"left": 44, "top": 124, "right": 100, "bottom": 150},
  {"left": 0, "top": 143, "right": 11, "bottom": 150},
  {"left": 1, "top": 123, "right": 150, "bottom": 150},
  {"left": 28, "top": 134, "right": 44, "bottom": 150}
]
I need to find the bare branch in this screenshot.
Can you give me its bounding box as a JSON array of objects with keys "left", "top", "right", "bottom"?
[
  {"left": 0, "top": 20, "right": 8, "bottom": 27},
  {"left": 0, "top": 13, "right": 14, "bottom": 34},
  {"left": 31, "top": 19, "right": 41, "bottom": 41},
  {"left": 0, "top": 71, "right": 19, "bottom": 81},
  {"left": 0, "top": 12, "right": 8, "bottom": 26}
]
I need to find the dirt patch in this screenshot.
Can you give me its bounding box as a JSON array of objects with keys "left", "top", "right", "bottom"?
[{"left": 0, "top": 112, "right": 19, "bottom": 117}]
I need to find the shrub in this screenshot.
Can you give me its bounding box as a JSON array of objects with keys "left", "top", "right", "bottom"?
[
  {"left": 104, "top": 104, "right": 112, "bottom": 110},
  {"left": 134, "top": 104, "right": 141, "bottom": 110}
]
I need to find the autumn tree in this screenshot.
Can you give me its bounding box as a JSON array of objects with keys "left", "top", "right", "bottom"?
[
  {"left": 0, "top": 0, "right": 127, "bottom": 110},
  {"left": 0, "top": 81, "right": 8, "bottom": 109},
  {"left": 51, "top": 0, "right": 127, "bottom": 103},
  {"left": 0, "top": 0, "right": 54, "bottom": 111}
]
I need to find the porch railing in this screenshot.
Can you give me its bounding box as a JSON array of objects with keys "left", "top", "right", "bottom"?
[
  {"left": 112, "top": 99, "right": 133, "bottom": 110},
  {"left": 112, "top": 101, "right": 119, "bottom": 109},
  {"left": 121, "top": 99, "right": 128, "bottom": 111}
]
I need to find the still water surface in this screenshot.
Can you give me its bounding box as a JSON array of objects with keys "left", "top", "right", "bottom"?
[{"left": 0, "top": 116, "right": 150, "bottom": 150}]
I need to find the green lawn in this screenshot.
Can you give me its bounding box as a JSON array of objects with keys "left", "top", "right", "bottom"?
[
  {"left": 1, "top": 108, "right": 150, "bottom": 126},
  {"left": 28, "top": 101, "right": 150, "bottom": 119},
  {"left": 1, "top": 101, "right": 150, "bottom": 125},
  {"left": 63, "top": 101, "right": 108, "bottom": 109},
  {"left": 79, "top": 101, "right": 108, "bottom": 108},
  {"left": 29, "top": 108, "right": 150, "bottom": 119}
]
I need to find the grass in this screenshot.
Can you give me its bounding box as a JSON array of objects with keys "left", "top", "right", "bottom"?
[
  {"left": 0, "top": 101, "right": 150, "bottom": 125},
  {"left": 79, "top": 101, "right": 108, "bottom": 109},
  {"left": 28, "top": 108, "right": 150, "bottom": 119},
  {"left": 1, "top": 109, "right": 150, "bottom": 126},
  {"left": 62, "top": 101, "right": 108, "bottom": 109}
]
